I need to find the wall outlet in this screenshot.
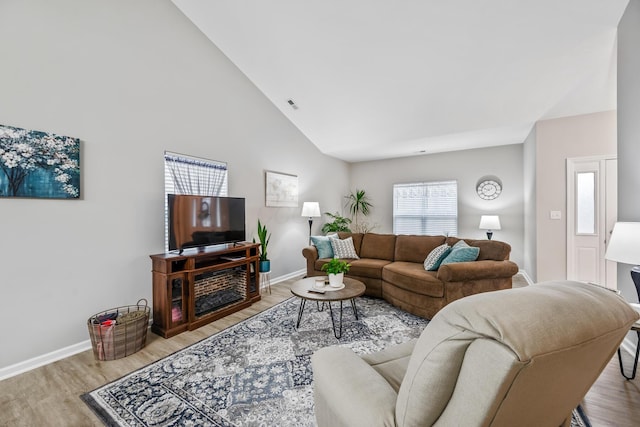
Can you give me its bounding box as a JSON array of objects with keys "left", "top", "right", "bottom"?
[{"left": 550, "top": 210, "right": 562, "bottom": 220}]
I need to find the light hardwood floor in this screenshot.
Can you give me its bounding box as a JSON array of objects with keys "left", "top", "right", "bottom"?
[{"left": 0, "top": 277, "right": 638, "bottom": 426}]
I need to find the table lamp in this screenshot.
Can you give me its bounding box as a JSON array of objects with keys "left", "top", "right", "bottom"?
[
  {"left": 301, "top": 202, "right": 321, "bottom": 244},
  {"left": 479, "top": 215, "right": 501, "bottom": 240},
  {"left": 605, "top": 222, "right": 640, "bottom": 380},
  {"left": 605, "top": 222, "right": 640, "bottom": 301}
]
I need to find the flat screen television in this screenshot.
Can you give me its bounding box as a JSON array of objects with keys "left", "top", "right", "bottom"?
[{"left": 167, "top": 194, "right": 246, "bottom": 252}]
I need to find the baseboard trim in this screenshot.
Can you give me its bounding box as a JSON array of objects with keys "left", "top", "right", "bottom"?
[
  {"left": 1, "top": 270, "right": 306, "bottom": 382},
  {"left": 0, "top": 340, "right": 92, "bottom": 382},
  {"left": 518, "top": 269, "right": 535, "bottom": 286}
]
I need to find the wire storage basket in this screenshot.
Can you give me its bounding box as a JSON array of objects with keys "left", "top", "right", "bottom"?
[{"left": 87, "top": 299, "right": 150, "bottom": 361}]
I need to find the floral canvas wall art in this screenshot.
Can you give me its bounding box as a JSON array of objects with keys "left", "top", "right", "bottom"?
[{"left": 0, "top": 124, "right": 80, "bottom": 199}]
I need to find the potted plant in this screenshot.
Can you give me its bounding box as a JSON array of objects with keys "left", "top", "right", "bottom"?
[
  {"left": 256, "top": 219, "right": 271, "bottom": 272},
  {"left": 321, "top": 212, "right": 352, "bottom": 234},
  {"left": 345, "top": 189, "right": 373, "bottom": 233},
  {"left": 321, "top": 258, "right": 350, "bottom": 287}
]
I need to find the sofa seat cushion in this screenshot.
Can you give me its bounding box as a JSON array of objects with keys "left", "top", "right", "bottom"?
[
  {"left": 382, "top": 262, "right": 444, "bottom": 298},
  {"left": 347, "top": 258, "right": 393, "bottom": 279}
]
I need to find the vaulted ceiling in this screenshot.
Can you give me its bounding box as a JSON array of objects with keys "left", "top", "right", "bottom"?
[{"left": 172, "top": 0, "right": 629, "bottom": 162}]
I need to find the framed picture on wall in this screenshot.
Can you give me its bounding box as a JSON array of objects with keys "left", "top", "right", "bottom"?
[
  {"left": 0, "top": 124, "right": 80, "bottom": 199},
  {"left": 265, "top": 170, "right": 298, "bottom": 207}
]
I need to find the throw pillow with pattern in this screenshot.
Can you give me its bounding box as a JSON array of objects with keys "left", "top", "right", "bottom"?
[
  {"left": 329, "top": 236, "right": 360, "bottom": 259},
  {"left": 423, "top": 243, "right": 452, "bottom": 271}
]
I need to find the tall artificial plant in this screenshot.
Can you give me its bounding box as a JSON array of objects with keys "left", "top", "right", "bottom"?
[
  {"left": 256, "top": 219, "right": 271, "bottom": 262},
  {"left": 345, "top": 189, "right": 373, "bottom": 233}
]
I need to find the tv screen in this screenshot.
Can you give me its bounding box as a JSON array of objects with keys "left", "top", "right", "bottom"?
[{"left": 168, "top": 194, "right": 246, "bottom": 251}]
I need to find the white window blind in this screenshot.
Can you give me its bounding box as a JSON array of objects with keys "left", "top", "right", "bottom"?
[
  {"left": 393, "top": 180, "right": 458, "bottom": 236},
  {"left": 164, "top": 151, "right": 228, "bottom": 250}
]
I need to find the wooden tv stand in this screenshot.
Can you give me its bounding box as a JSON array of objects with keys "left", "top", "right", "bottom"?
[{"left": 150, "top": 242, "right": 261, "bottom": 338}]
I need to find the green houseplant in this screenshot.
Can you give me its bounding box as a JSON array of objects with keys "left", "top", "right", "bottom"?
[
  {"left": 345, "top": 189, "right": 373, "bottom": 233},
  {"left": 321, "top": 212, "right": 352, "bottom": 234},
  {"left": 256, "top": 219, "right": 271, "bottom": 272},
  {"left": 321, "top": 258, "right": 350, "bottom": 287}
]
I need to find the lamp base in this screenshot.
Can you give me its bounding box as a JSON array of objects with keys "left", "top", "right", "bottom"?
[
  {"left": 631, "top": 266, "right": 640, "bottom": 302},
  {"left": 617, "top": 266, "right": 640, "bottom": 380},
  {"left": 308, "top": 218, "right": 313, "bottom": 245},
  {"left": 486, "top": 231, "right": 493, "bottom": 240}
]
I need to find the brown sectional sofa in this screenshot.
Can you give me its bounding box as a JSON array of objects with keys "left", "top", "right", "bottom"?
[{"left": 302, "top": 232, "right": 519, "bottom": 319}]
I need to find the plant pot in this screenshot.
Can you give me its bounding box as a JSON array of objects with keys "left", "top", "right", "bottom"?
[
  {"left": 328, "top": 272, "right": 344, "bottom": 288},
  {"left": 259, "top": 260, "right": 271, "bottom": 272}
]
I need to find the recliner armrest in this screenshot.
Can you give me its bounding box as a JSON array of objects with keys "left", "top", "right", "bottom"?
[
  {"left": 312, "top": 347, "right": 398, "bottom": 427},
  {"left": 437, "top": 260, "right": 519, "bottom": 282}
]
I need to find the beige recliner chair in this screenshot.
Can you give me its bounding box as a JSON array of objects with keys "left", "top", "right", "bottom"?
[{"left": 312, "top": 281, "right": 639, "bottom": 427}]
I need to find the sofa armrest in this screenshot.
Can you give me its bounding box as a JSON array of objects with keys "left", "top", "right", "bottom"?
[
  {"left": 437, "top": 260, "right": 519, "bottom": 282},
  {"left": 312, "top": 347, "right": 398, "bottom": 427},
  {"left": 302, "top": 245, "right": 320, "bottom": 276}
]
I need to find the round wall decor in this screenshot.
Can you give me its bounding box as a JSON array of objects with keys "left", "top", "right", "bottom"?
[{"left": 476, "top": 176, "right": 502, "bottom": 200}]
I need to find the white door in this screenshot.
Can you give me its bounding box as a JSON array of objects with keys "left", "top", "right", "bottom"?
[{"left": 566, "top": 156, "right": 617, "bottom": 288}]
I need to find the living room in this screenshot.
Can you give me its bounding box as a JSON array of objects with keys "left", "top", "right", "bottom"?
[{"left": 1, "top": 0, "right": 640, "bottom": 425}]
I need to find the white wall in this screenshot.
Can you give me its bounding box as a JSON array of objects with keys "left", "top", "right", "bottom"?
[
  {"left": 618, "top": 0, "right": 640, "bottom": 304},
  {"left": 522, "top": 127, "right": 537, "bottom": 281},
  {"left": 0, "top": 0, "right": 348, "bottom": 370},
  {"left": 534, "top": 111, "right": 617, "bottom": 282},
  {"left": 349, "top": 144, "right": 525, "bottom": 267}
]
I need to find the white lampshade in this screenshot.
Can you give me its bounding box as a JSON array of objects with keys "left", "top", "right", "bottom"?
[
  {"left": 479, "top": 215, "right": 501, "bottom": 230},
  {"left": 605, "top": 222, "right": 640, "bottom": 265},
  {"left": 301, "top": 202, "right": 321, "bottom": 218}
]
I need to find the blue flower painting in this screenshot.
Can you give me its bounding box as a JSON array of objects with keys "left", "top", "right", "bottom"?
[{"left": 0, "top": 124, "right": 80, "bottom": 199}]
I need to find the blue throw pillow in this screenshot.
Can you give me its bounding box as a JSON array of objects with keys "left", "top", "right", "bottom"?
[
  {"left": 311, "top": 234, "right": 337, "bottom": 259},
  {"left": 440, "top": 240, "right": 480, "bottom": 266}
]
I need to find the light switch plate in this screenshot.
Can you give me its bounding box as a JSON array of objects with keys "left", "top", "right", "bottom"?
[{"left": 550, "top": 210, "right": 562, "bottom": 220}]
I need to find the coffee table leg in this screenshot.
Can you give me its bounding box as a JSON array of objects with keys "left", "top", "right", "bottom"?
[
  {"left": 350, "top": 298, "right": 359, "bottom": 320},
  {"left": 618, "top": 330, "right": 640, "bottom": 380},
  {"left": 328, "top": 301, "right": 344, "bottom": 339},
  {"left": 296, "top": 298, "right": 307, "bottom": 329}
]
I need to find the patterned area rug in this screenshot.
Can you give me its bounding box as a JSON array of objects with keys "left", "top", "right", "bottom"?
[{"left": 82, "top": 296, "right": 591, "bottom": 426}]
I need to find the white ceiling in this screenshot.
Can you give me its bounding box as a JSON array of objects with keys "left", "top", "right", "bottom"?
[{"left": 172, "top": 0, "right": 629, "bottom": 163}]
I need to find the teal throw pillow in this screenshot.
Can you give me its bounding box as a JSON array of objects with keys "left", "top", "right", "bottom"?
[
  {"left": 440, "top": 240, "right": 480, "bottom": 266},
  {"left": 311, "top": 234, "right": 337, "bottom": 259},
  {"left": 423, "top": 244, "right": 452, "bottom": 271}
]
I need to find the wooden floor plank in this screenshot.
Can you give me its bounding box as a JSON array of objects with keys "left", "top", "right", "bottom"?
[{"left": 0, "top": 278, "right": 637, "bottom": 426}]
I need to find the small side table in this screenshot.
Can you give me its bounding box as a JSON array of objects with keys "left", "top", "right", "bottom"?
[
  {"left": 618, "top": 303, "right": 640, "bottom": 380},
  {"left": 259, "top": 271, "right": 271, "bottom": 295}
]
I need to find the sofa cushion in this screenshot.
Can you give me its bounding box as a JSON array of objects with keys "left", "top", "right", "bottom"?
[
  {"left": 348, "top": 258, "right": 392, "bottom": 279},
  {"left": 360, "top": 233, "right": 397, "bottom": 260},
  {"left": 446, "top": 237, "right": 511, "bottom": 261},
  {"left": 330, "top": 236, "right": 360, "bottom": 259},
  {"left": 311, "top": 234, "right": 337, "bottom": 259},
  {"left": 440, "top": 240, "right": 480, "bottom": 266},
  {"left": 423, "top": 244, "right": 452, "bottom": 271},
  {"left": 395, "top": 235, "right": 447, "bottom": 263},
  {"left": 382, "top": 262, "right": 444, "bottom": 298}
]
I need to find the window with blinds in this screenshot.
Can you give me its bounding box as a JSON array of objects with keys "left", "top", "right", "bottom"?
[
  {"left": 164, "top": 151, "right": 228, "bottom": 250},
  {"left": 393, "top": 180, "right": 458, "bottom": 236}
]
